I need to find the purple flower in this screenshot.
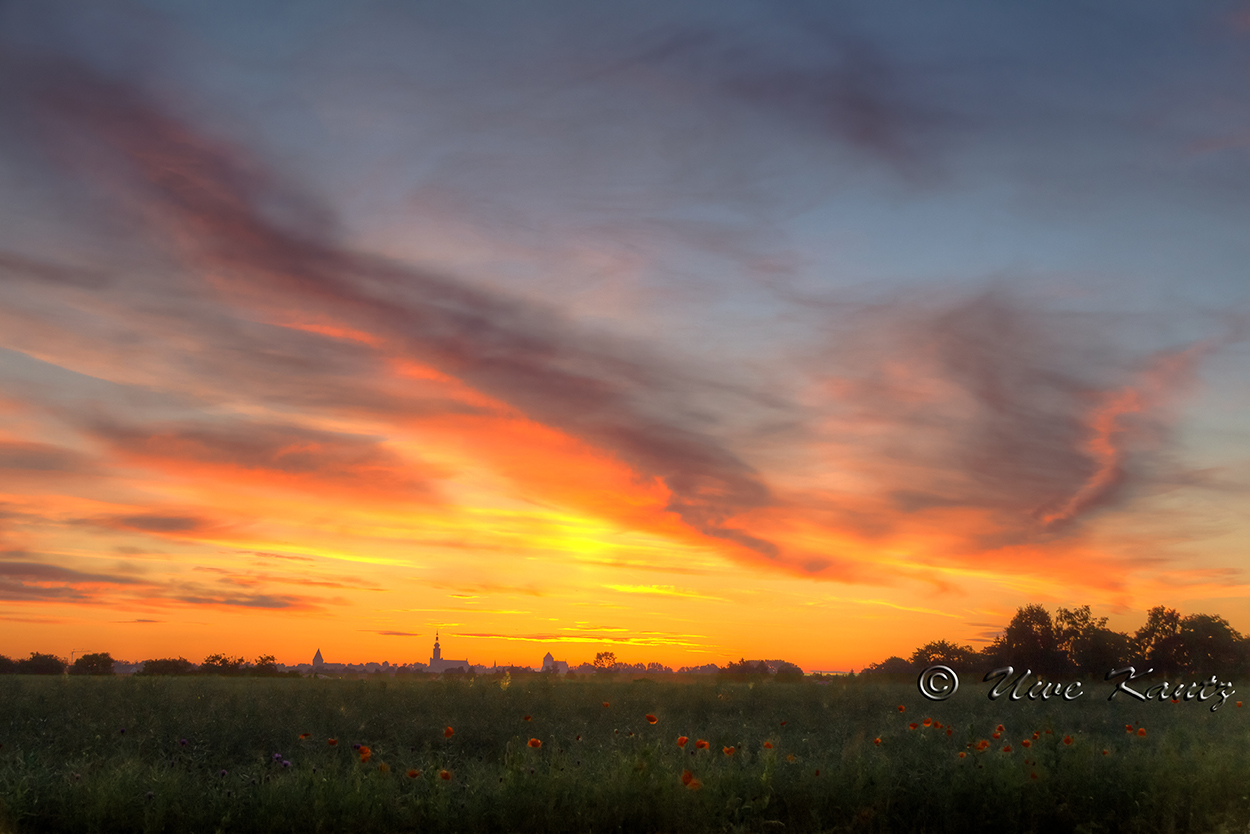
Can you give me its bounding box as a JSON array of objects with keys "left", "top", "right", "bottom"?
[
  {"left": 351, "top": 743, "right": 361, "bottom": 750},
  {"left": 179, "top": 739, "right": 188, "bottom": 746},
  {"left": 218, "top": 769, "right": 228, "bottom": 777},
  {"left": 119, "top": 728, "right": 126, "bottom": 734},
  {"left": 281, "top": 760, "right": 291, "bottom": 768},
  {"left": 272, "top": 752, "right": 282, "bottom": 761}
]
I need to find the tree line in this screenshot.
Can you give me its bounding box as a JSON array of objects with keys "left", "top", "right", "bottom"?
[
  {"left": 862, "top": 604, "right": 1250, "bottom": 678},
  {"left": 0, "top": 652, "right": 297, "bottom": 676}
]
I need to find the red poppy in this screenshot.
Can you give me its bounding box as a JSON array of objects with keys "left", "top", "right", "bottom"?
[
  {"left": 1102, "top": 749, "right": 1110, "bottom": 756},
  {"left": 786, "top": 754, "right": 796, "bottom": 762},
  {"left": 407, "top": 769, "right": 420, "bottom": 778},
  {"left": 909, "top": 723, "right": 918, "bottom": 730},
  {"left": 780, "top": 720, "right": 787, "bottom": 726},
  {"left": 922, "top": 718, "right": 932, "bottom": 727},
  {"left": 1022, "top": 740, "right": 1031, "bottom": 748},
  {"left": 1125, "top": 724, "right": 1133, "bottom": 733},
  {"left": 992, "top": 732, "right": 1001, "bottom": 739},
  {"left": 603, "top": 702, "right": 610, "bottom": 708},
  {"left": 440, "top": 769, "right": 451, "bottom": 780},
  {"left": 933, "top": 721, "right": 942, "bottom": 729},
  {"left": 677, "top": 736, "right": 688, "bottom": 747},
  {"left": 1137, "top": 728, "right": 1146, "bottom": 737},
  {"left": 523, "top": 715, "right": 531, "bottom": 722},
  {"left": 1030, "top": 772, "right": 1038, "bottom": 780},
  {"left": 958, "top": 751, "right": 966, "bottom": 759},
  {"left": 298, "top": 733, "right": 311, "bottom": 740},
  {"left": 328, "top": 738, "right": 338, "bottom": 746},
  {"left": 444, "top": 727, "right": 454, "bottom": 738},
  {"left": 897, "top": 705, "right": 905, "bottom": 713},
  {"left": 873, "top": 738, "right": 881, "bottom": 746},
  {"left": 814, "top": 769, "right": 820, "bottom": 777},
  {"left": 1032, "top": 732, "right": 1040, "bottom": 740},
  {"left": 996, "top": 724, "right": 1004, "bottom": 732},
  {"left": 695, "top": 740, "right": 709, "bottom": 750},
  {"left": 1002, "top": 745, "right": 1012, "bottom": 753},
  {"left": 946, "top": 728, "right": 953, "bottom": 736},
  {"left": 1064, "top": 735, "right": 1074, "bottom": 745},
  {"left": 1238, "top": 701, "right": 1243, "bottom": 708},
  {"left": 723, "top": 746, "right": 735, "bottom": 756},
  {"left": 528, "top": 738, "right": 542, "bottom": 748},
  {"left": 681, "top": 769, "right": 694, "bottom": 786},
  {"left": 359, "top": 746, "right": 372, "bottom": 763},
  {"left": 646, "top": 714, "right": 658, "bottom": 725},
  {"left": 686, "top": 777, "right": 703, "bottom": 791},
  {"left": 763, "top": 741, "right": 773, "bottom": 749}
]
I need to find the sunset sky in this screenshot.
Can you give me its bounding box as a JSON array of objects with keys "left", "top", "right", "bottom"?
[{"left": 1, "top": 1, "right": 1249, "bottom": 672}]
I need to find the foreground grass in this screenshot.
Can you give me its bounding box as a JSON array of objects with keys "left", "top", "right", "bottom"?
[{"left": 0, "top": 674, "right": 1247, "bottom": 833}]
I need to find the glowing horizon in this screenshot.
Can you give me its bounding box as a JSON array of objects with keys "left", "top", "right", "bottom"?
[{"left": 1, "top": 2, "right": 1248, "bottom": 671}]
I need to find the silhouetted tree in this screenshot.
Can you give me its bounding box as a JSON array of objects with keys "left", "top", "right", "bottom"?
[
  {"left": 251, "top": 654, "right": 279, "bottom": 676},
  {"left": 1056, "top": 605, "right": 1131, "bottom": 673},
  {"left": 69, "top": 652, "right": 115, "bottom": 676},
  {"left": 861, "top": 656, "right": 912, "bottom": 674},
  {"left": 985, "top": 604, "right": 1068, "bottom": 675},
  {"left": 199, "top": 653, "right": 247, "bottom": 675},
  {"left": 593, "top": 651, "right": 617, "bottom": 671},
  {"left": 0, "top": 655, "right": 16, "bottom": 674},
  {"left": 1177, "top": 614, "right": 1247, "bottom": 677},
  {"left": 1133, "top": 606, "right": 1185, "bottom": 675},
  {"left": 909, "top": 640, "right": 980, "bottom": 671},
  {"left": 17, "top": 652, "right": 66, "bottom": 675},
  {"left": 139, "top": 657, "right": 196, "bottom": 675}
]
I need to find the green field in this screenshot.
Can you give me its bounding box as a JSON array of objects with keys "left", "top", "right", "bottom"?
[{"left": 0, "top": 673, "right": 1247, "bottom": 833}]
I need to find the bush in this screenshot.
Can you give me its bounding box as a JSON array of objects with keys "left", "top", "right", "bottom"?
[
  {"left": 138, "top": 657, "right": 196, "bottom": 675},
  {"left": 69, "top": 652, "right": 115, "bottom": 676},
  {"left": 17, "top": 652, "right": 66, "bottom": 675},
  {"left": 0, "top": 655, "right": 16, "bottom": 674}
]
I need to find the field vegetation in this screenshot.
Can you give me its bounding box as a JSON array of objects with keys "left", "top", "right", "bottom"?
[{"left": 0, "top": 672, "right": 1247, "bottom": 834}]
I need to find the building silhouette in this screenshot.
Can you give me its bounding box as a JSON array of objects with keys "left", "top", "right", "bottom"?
[
  {"left": 427, "top": 631, "right": 470, "bottom": 673},
  {"left": 541, "top": 651, "right": 568, "bottom": 673}
]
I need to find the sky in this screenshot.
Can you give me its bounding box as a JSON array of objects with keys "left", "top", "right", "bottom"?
[{"left": 1, "top": 1, "right": 1249, "bottom": 672}]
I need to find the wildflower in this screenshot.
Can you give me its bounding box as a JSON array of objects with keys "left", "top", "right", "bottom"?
[
  {"left": 992, "top": 732, "right": 1001, "bottom": 739},
  {"left": 723, "top": 746, "right": 735, "bottom": 756},
  {"left": 1030, "top": 772, "right": 1038, "bottom": 780},
  {"left": 695, "top": 740, "right": 709, "bottom": 750},
  {"left": 328, "top": 738, "right": 338, "bottom": 746},
  {"left": 444, "top": 727, "right": 454, "bottom": 738},
  {"left": 407, "top": 769, "right": 420, "bottom": 778},
  {"left": 677, "top": 736, "right": 689, "bottom": 747},
  {"left": 1125, "top": 724, "right": 1133, "bottom": 733},
  {"left": 873, "top": 738, "right": 881, "bottom": 746},
  {"left": 1102, "top": 749, "right": 1110, "bottom": 756},
  {"left": 909, "top": 723, "right": 918, "bottom": 730},
  {"left": 958, "top": 752, "right": 966, "bottom": 758},
  {"left": 1238, "top": 701, "right": 1243, "bottom": 708},
  {"left": 1002, "top": 745, "right": 1012, "bottom": 753},
  {"left": 814, "top": 769, "right": 820, "bottom": 776},
  {"left": 523, "top": 715, "right": 531, "bottom": 722},
  {"left": 218, "top": 769, "right": 228, "bottom": 777},
  {"left": 897, "top": 705, "right": 905, "bottom": 713},
  {"left": 946, "top": 728, "right": 953, "bottom": 736},
  {"left": 934, "top": 721, "right": 942, "bottom": 729},
  {"left": 1063, "top": 735, "right": 1073, "bottom": 745},
  {"left": 352, "top": 743, "right": 361, "bottom": 750},
  {"left": 440, "top": 770, "right": 451, "bottom": 780},
  {"left": 282, "top": 760, "right": 291, "bottom": 768},
  {"left": 681, "top": 769, "right": 694, "bottom": 786},
  {"left": 273, "top": 753, "right": 283, "bottom": 761},
  {"left": 996, "top": 724, "right": 1004, "bottom": 732},
  {"left": 298, "top": 733, "right": 310, "bottom": 740},
  {"left": 528, "top": 738, "right": 542, "bottom": 748},
  {"left": 786, "top": 754, "right": 796, "bottom": 762},
  {"left": 923, "top": 718, "right": 932, "bottom": 727},
  {"left": 1137, "top": 728, "right": 1146, "bottom": 737},
  {"left": 1172, "top": 697, "right": 1179, "bottom": 704},
  {"left": 603, "top": 702, "right": 610, "bottom": 708},
  {"left": 1045, "top": 729, "right": 1053, "bottom": 734},
  {"left": 646, "top": 714, "right": 658, "bottom": 724},
  {"left": 1033, "top": 732, "right": 1040, "bottom": 740},
  {"left": 1022, "top": 740, "right": 1031, "bottom": 748},
  {"left": 686, "top": 777, "right": 703, "bottom": 791},
  {"left": 359, "top": 746, "right": 372, "bottom": 763},
  {"left": 780, "top": 721, "right": 787, "bottom": 726},
  {"left": 763, "top": 741, "right": 773, "bottom": 749},
  {"left": 120, "top": 728, "right": 125, "bottom": 734}
]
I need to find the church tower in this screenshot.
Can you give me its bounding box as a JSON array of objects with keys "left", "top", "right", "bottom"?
[{"left": 432, "top": 631, "right": 441, "bottom": 662}]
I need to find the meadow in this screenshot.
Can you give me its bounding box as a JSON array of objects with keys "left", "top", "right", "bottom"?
[{"left": 0, "top": 673, "right": 1247, "bottom": 834}]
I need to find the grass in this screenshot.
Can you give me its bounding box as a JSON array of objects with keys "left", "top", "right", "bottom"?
[{"left": 0, "top": 673, "right": 1247, "bottom": 833}]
